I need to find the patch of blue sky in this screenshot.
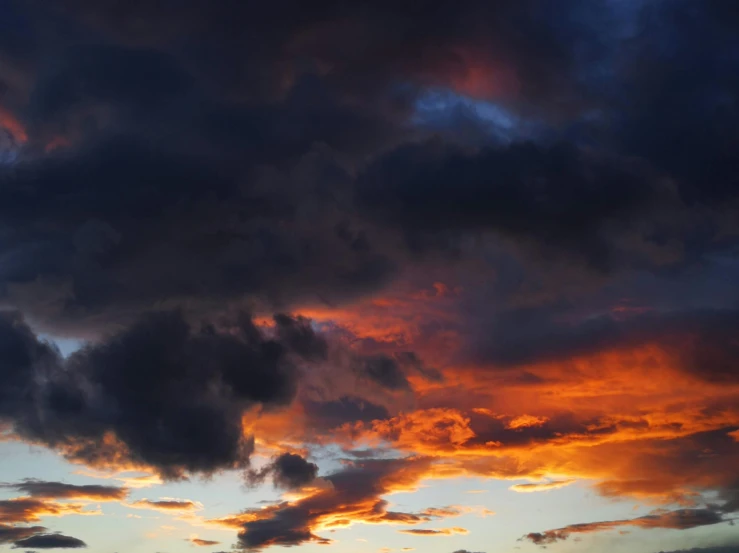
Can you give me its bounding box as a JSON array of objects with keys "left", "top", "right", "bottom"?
[
  {"left": 39, "top": 334, "right": 86, "bottom": 358},
  {"left": 410, "top": 87, "right": 526, "bottom": 144}
]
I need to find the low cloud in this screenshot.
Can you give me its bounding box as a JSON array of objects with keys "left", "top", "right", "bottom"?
[
  {"left": 0, "top": 310, "right": 324, "bottom": 479},
  {"left": 2, "top": 480, "right": 128, "bottom": 501},
  {"left": 188, "top": 537, "right": 220, "bottom": 546},
  {"left": 246, "top": 453, "right": 318, "bottom": 490},
  {"left": 509, "top": 480, "right": 576, "bottom": 493},
  {"left": 398, "top": 527, "right": 468, "bottom": 536},
  {"left": 126, "top": 499, "right": 202, "bottom": 513},
  {"left": 0, "top": 525, "right": 46, "bottom": 544},
  {"left": 210, "top": 457, "right": 440, "bottom": 550},
  {"left": 0, "top": 499, "right": 99, "bottom": 524},
  {"left": 524, "top": 508, "right": 732, "bottom": 545},
  {"left": 12, "top": 534, "right": 87, "bottom": 549}
]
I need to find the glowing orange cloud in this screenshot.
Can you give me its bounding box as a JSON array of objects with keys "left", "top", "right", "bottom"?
[
  {"left": 44, "top": 135, "right": 71, "bottom": 153},
  {"left": 443, "top": 47, "right": 520, "bottom": 100},
  {"left": 207, "top": 457, "right": 475, "bottom": 549},
  {"left": 188, "top": 536, "right": 221, "bottom": 546},
  {"left": 0, "top": 105, "right": 27, "bottom": 143},
  {"left": 506, "top": 414, "right": 549, "bottom": 430},
  {"left": 0, "top": 498, "right": 101, "bottom": 523},
  {"left": 398, "top": 527, "right": 468, "bottom": 536},
  {"left": 127, "top": 498, "right": 203, "bottom": 513},
  {"left": 510, "top": 480, "right": 576, "bottom": 493}
]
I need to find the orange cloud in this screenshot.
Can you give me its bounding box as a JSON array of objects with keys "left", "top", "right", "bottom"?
[
  {"left": 398, "top": 527, "right": 468, "bottom": 536},
  {"left": 188, "top": 536, "right": 221, "bottom": 546},
  {"left": 0, "top": 498, "right": 101, "bottom": 523},
  {"left": 506, "top": 414, "right": 549, "bottom": 430},
  {"left": 73, "top": 469, "right": 163, "bottom": 489},
  {"left": 510, "top": 480, "right": 576, "bottom": 493},
  {"left": 442, "top": 47, "right": 520, "bottom": 99},
  {"left": 44, "top": 135, "right": 71, "bottom": 153},
  {"left": 209, "top": 457, "right": 467, "bottom": 549},
  {"left": 127, "top": 498, "right": 203, "bottom": 513},
  {"left": 0, "top": 105, "right": 27, "bottom": 143},
  {"left": 144, "top": 300, "right": 739, "bottom": 547}
]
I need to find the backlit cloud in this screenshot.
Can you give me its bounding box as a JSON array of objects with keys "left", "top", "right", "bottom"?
[
  {"left": 2, "top": 480, "right": 128, "bottom": 501},
  {"left": 510, "top": 480, "right": 577, "bottom": 493},
  {"left": 524, "top": 508, "right": 734, "bottom": 545},
  {"left": 398, "top": 527, "right": 469, "bottom": 536},
  {"left": 126, "top": 499, "right": 203, "bottom": 513}
]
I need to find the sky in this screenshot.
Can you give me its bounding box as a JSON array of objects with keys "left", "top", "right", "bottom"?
[{"left": 0, "top": 1, "right": 738, "bottom": 553}]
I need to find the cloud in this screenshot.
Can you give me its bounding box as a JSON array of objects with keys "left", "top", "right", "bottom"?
[
  {"left": 126, "top": 499, "right": 202, "bottom": 513},
  {"left": 357, "top": 140, "right": 667, "bottom": 270},
  {"left": 12, "top": 534, "right": 87, "bottom": 549},
  {"left": 303, "top": 396, "right": 390, "bottom": 430},
  {"left": 468, "top": 308, "right": 739, "bottom": 383},
  {"left": 660, "top": 545, "right": 739, "bottom": 553},
  {"left": 187, "top": 537, "right": 220, "bottom": 546},
  {"left": 355, "top": 355, "right": 412, "bottom": 391},
  {"left": 0, "top": 525, "right": 47, "bottom": 545},
  {"left": 523, "top": 508, "right": 732, "bottom": 545},
  {"left": 509, "top": 480, "right": 576, "bottom": 493},
  {"left": 247, "top": 453, "right": 319, "bottom": 490},
  {"left": 398, "top": 527, "right": 468, "bottom": 536},
  {"left": 0, "top": 1, "right": 739, "bottom": 551},
  {"left": 2, "top": 480, "right": 128, "bottom": 501},
  {"left": 0, "top": 499, "right": 99, "bottom": 524},
  {"left": 209, "top": 457, "right": 442, "bottom": 550},
  {"left": 0, "top": 310, "right": 324, "bottom": 478}
]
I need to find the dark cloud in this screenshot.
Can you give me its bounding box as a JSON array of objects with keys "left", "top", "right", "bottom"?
[
  {"left": 356, "top": 355, "right": 411, "bottom": 391},
  {"left": 0, "top": 2, "right": 739, "bottom": 550},
  {"left": 469, "top": 307, "right": 739, "bottom": 383},
  {"left": 0, "top": 0, "right": 735, "bottom": 339},
  {"left": 660, "top": 545, "right": 739, "bottom": 553},
  {"left": 48, "top": 0, "right": 610, "bottom": 110},
  {"left": 609, "top": 1, "right": 739, "bottom": 206},
  {"left": 0, "top": 310, "right": 324, "bottom": 478},
  {"left": 2, "top": 480, "right": 127, "bottom": 501},
  {"left": 187, "top": 538, "right": 220, "bottom": 547},
  {"left": 357, "top": 139, "right": 669, "bottom": 269},
  {"left": 0, "top": 498, "right": 90, "bottom": 524},
  {"left": 393, "top": 352, "right": 444, "bottom": 383},
  {"left": 218, "top": 457, "right": 435, "bottom": 550},
  {"left": 523, "top": 508, "right": 731, "bottom": 545},
  {"left": 0, "top": 135, "right": 395, "bottom": 330},
  {"left": 303, "top": 396, "right": 390, "bottom": 429},
  {"left": 12, "top": 534, "right": 87, "bottom": 549},
  {"left": 127, "top": 499, "right": 200, "bottom": 512},
  {"left": 273, "top": 315, "right": 328, "bottom": 361},
  {"left": 398, "top": 528, "right": 468, "bottom": 536},
  {"left": 0, "top": 0, "right": 670, "bottom": 336},
  {"left": 0, "top": 526, "right": 46, "bottom": 545},
  {"left": 246, "top": 453, "right": 318, "bottom": 490}
]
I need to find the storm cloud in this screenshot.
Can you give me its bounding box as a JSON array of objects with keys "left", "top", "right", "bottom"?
[
  {"left": 12, "top": 534, "right": 87, "bottom": 549},
  {"left": 0, "top": 310, "right": 324, "bottom": 478}
]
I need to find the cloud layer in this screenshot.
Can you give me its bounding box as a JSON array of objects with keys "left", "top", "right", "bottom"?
[{"left": 0, "top": 0, "right": 738, "bottom": 552}]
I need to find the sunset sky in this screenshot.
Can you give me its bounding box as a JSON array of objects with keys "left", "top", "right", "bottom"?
[{"left": 0, "top": 1, "right": 738, "bottom": 553}]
